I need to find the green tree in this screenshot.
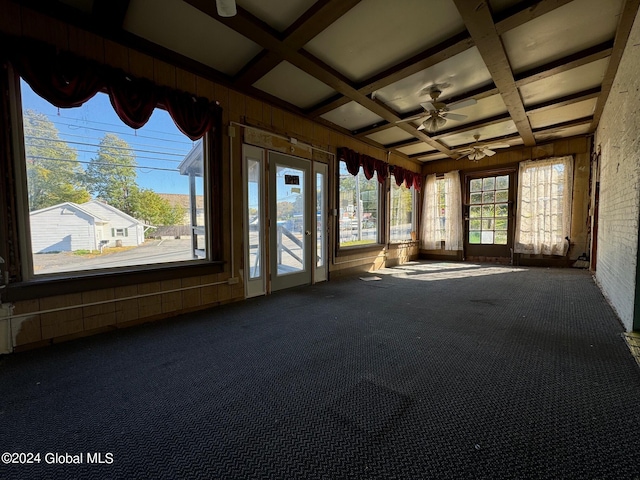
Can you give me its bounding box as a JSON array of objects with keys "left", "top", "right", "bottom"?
[
  {"left": 134, "top": 189, "right": 185, "bottom": 226},
  {"left": 86, "top": 133, "right": 138, "bottom": 215},
  {"left": 23, "top": 110, "right": 90, "bottom": 211}
]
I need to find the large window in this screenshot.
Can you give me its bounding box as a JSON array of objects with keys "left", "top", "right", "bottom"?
[
  {"left": 389, "top": 177, "right": 415, "bottom": 243},
  {"left": 20, "top": 79, "right": 209, "bottom": 276},
  {"left": 339, "top": 161, "right": 380, "bottom": 247},
  {"left": 514, "top": 156, "right": 573, "bottom": 255}
]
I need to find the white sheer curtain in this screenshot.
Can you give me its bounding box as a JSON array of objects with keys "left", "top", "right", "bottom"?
[
  {"left": 420, "top": 174, "right": 439, "bottom": 250},
  {"left": 514, "top": 156, "right": 573, "bottom": 255},
  {"left": 420, "top": 171, "right": 462, "bottom": 251},
  {"left": 443, "top": 170, "right": 463, "bottom": 250}
]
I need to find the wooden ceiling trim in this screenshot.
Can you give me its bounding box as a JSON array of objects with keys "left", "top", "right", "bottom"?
[
  {"left": 185, "top": 0, "right": 456, "bottom": 156},
  {"left": 454, "top": 0, "right": 536, "bottom": 146},
  {"left": 494, "top": 0, "right": 575, "bottom": 35},
  {"left": 515, "top": 41, "right": 613, "bottom": 87},
  {"left": 235, "top": 0, "right": 362, "bottom": 88},
  {"left": 589, "top": 0, "right": 640, "bottom": 132}
]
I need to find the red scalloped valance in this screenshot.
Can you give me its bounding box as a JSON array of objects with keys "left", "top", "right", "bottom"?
[
  {"left": 337, "top": 147, "right": 420, "bottom": 191},
  {"left": 3, "top": 36, "right": 221, "bottom": 141}
]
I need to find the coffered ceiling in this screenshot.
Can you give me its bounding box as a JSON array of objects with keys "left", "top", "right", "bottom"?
[{"left": 30, "top": 0, "right": 640, "bottom": 162}]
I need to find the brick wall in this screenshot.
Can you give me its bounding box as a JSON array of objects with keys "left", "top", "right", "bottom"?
[{"left": 594, "top": 10, "right": 640, "bottom": 331}]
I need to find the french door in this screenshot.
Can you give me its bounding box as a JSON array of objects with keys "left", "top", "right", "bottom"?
[
  {"left": 243, "top": 145, "right": 327, "bottom": 297},
  {"left": 464, "top": 170, "right": 516, "bottom": 259}
]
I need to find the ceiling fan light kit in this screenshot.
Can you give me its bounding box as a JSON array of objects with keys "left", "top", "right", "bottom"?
[
  {"left": 216, "top": 0, "right": 237, "bottom": 17},
  {"left": 396, "top": 86, "right": 477, "bottom": 133},
  {"left": 461, "top": 134, "right": 510, "bottom": 161}
]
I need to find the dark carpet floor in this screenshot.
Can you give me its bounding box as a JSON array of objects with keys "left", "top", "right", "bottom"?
[{"left": 1, "top": 262, "right": 640, "bottom": 479}]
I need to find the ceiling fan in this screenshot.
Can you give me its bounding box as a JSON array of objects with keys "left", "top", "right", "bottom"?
[
  {"left": 216, "top": 0, "right": 237, "bottom": 17},
  {"left": 459, "top": 134, "right": 510, "bottom": 161},
  {"left": 396, "top": 88, "right": 477, "bottom": 133}
]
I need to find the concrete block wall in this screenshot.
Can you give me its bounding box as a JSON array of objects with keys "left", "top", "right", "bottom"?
[{"left": 594, "top": 9, "right": 640, "bottom": 331}]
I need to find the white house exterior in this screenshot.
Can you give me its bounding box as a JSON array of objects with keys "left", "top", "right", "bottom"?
[
  {"left": 30, "top": 200, "right": 147, "bottom": 253},
  {"left": 80, "top": 200, "right": 146, "bottom": 247},
  {"left": 30, "top": 202, "right": 107, "bottom": 253}
]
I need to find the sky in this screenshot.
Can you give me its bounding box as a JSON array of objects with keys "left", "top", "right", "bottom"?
[{"left": 20, "top": 79, "right": 200, "bottom": 195}]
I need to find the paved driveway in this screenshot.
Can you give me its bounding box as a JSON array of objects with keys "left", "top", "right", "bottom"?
[{"left": 33, "top": 239, "right": 198, "bottom": 275}]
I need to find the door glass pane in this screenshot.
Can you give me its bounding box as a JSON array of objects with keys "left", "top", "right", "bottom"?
[
  {"left": 316, "top": 172, "right": 324, "bottom": 268},
  {"left": 247, "top": 158, "right": 261, "bottom": 278},
  {"left": 468, "top": 175, "right": 510, "bottom": 246},
  {"left": 276, "top": 165, "right": 305, "bottom": 275}
]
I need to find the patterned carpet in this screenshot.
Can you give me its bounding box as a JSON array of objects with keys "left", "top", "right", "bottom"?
[{"left": 1, "top": 262, "right": 640, "bottom": 479}]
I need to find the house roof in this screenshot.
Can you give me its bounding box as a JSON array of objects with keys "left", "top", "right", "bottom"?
[
  {"left": 29, "top": 201, "right": 108, "bottom": 223},
  {"left": 81, "top": 200, "right": 145, "bottom": 225},
  {"left": 40, "top": 0, "right": 640, "bottom": 162}
]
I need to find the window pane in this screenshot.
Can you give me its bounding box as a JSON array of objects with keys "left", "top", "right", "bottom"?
[
  {"left": 495, "top": 218, "right": 508, "bottom": 230},
  {"left": 469, "top": 231, "right": 481, "bottom": 244},
  {"left": 21, "top": 80, "right": 207, "bottom": 276},
  {"left": 469, "top": 206, "right": 481, "bottom": 218},
  {"left": 483, "top": 177, "right": 495, "bottom": 190},
  {"left": 495, "top": 231, "right": 508, "bottom": 245},
  {"left": 495, "top": 203, "right": 509, "bottom": 217},
  {"left": 482, "top": 191, "right": 495, "bottom": 204},
  {"left": 390, "top": 177, "right": 414, "bottom": 243},
  {"left": 495, "top": 190, "right": 508, "bottom": 202},
  {"left": 482, "top": 205, "right": 494, "bottom": 217},
  {"left": 496, "top": 175, "right": 509, "bottom": 190},
  {"left": 481, "top": 231, "right": 494, "bottom": 244},
  {"left": 339, "top": 162, "right": 378, "bottom": 246},
  {"left": 470, "top": 179, "right": 483, "bottom": 192},
  {"left": 470, "top": 192, "right": 482, "bottom": 204},
  {"left": 247, "top": 158, "right": 262, "bottom": 278},
  {"left": 481, "top": 219, "right": 494, "bottom": 230},
  {"left": 469, "top": 219, "right": 481, "bottom": 230}
]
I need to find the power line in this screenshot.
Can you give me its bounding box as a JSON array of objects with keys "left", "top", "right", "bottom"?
[
  {"left": 24, "top": 135, "right": 188, "bottom": 160},
  {"left": 26, "top": 155, "right": 185, "bottom": 173}
]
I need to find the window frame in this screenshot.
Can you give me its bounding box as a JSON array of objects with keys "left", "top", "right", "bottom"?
[
  {"left": 2, "top": 66, "right": 224, "bottom": 302},
  {"left": 336, "top": 159, "right": 384, "bottom": 255}
]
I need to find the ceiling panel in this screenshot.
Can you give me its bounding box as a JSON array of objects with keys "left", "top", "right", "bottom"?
[
  {"left": 304, "top": 0, "right": 465, "bottom": 82},
  {"left": 519, "top": 58, "right": 609, "bottom": 106},
  {"left": 253, "top": 62, "right": 337, "bottom": 109},
  {"left": 123, "top": 0, "right": 262, "bottom": 76},
  {"left": 502, "top": 0, "right": 624, "bottom": 74},
  {"left": 238, "top": 0, "right": 317, "bottom": 32},
  {"left": 374, "top": 48, "right": 493, "bottom": 114},
  {"left": 397, "top": 142, "right": 437, "bottom": 156},
  {"left": 487, "top": 0, "right": 523, "bottom": 16},
  {"left": 440, "top": 120, "right": 518, "bottom": 148},
  {"left": 534, "top": 124, "right": 591, "bottom": 142},
  {"left": 320, "top": 101, "right": 384, "bottom": 131},
  {"left": 528, "top": 98, "right": 597, "bottom": 129},
  {"left": 366, "top": 127, "right": 416, "bottom": 146}
]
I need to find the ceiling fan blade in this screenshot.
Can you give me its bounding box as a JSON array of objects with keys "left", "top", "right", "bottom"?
[
  {"left": 420, "top": 102, "right": 436, "bottom": 112},
  {"left": 484, "top": 149, "right": 497, "bottom": 156},
  {"left": 485, "top": 143, "right": 510, "bottom": 149},
  {"left": 447, "top": 98, "right": 477, "bottom": 111},
  {"left": 417, "top": 124, "right": 426, "bottom": 131},
  {"left": 441, "top": 112, "right": 466, "bottom": 122}
]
